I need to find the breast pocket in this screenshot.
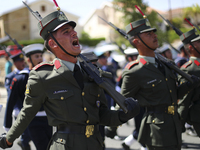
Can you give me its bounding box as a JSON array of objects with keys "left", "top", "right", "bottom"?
[
  {"left": 47, "top": 90, "right": 74, "bottom": 119},
  {"left": 142, "top": 79, "right": 162, "bottom": 94}
]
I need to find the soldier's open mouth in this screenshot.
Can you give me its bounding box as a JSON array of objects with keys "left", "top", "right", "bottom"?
[{"left": 72, "top": 39, "right": 79, "bottom": 47}]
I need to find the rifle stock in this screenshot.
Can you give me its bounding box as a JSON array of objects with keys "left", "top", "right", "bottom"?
[{"left": 78, "top": 53, "right": 128, "bottom": 113}]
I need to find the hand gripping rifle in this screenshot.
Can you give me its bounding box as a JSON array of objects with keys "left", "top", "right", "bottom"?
[{"left": 23, "top": 0, "right": 128, "bottom": 113}]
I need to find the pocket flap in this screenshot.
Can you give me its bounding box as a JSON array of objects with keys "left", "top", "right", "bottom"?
[{"left": 50, "top": 90, "right": 74, "bottom": 100}]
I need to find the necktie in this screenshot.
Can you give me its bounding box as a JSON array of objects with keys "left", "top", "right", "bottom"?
[
  {"left": 73, "top": 64, "right": 84, "bottom": 89},
  {"left": 155, "top": 58, "right": 165, "bottom": 75}
]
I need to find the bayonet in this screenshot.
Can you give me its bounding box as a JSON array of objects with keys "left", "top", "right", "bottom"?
[
  {"left": 5, "top": 31, "right": 23, "bottom": 50},
  {"left": 22, "top": 0, "right": 43, "bottom": 21},
  {"left": 157, "top": 12, "right": 183, "bottom": 36},
  {"left": 98, "top": 16, "right": 129, "bottom": 40}
]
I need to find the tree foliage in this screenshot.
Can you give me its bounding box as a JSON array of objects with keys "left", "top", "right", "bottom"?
[{"left": 184, "top": 4, "right": 200, "bottom": 25}]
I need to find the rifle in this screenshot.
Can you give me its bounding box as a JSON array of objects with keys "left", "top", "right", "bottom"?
[
  {"left": 157, "top": 12, "right": 183, "bottom": 36},
  {"left": 78, "top": 53, "right": 128, "bottom": 113},
  {"left": 98, "top": 16, "right": 129, "bottom": 40},
  {"left": 22, "top": 1, "right": 42, "bottom": 21},
  {"left": 23, "top": 0, "right": 128, "bottom": 113},
  {"left": 5, "top": 32, "right": 23, "bottom": 51}
]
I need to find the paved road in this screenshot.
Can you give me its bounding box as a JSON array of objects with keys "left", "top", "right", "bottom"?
[{"left": 0, "top": 86, "right": 199, "bottom": 150}]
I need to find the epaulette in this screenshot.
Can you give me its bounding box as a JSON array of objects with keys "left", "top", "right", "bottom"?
[
  {"left": 33, "top": 62, "right": 54, "bottom": 70},
  {"left": 140, "top": 58, "right": 147, "bottom": 65},
  {"left": 194, "top": 60, "right": 200, "bottom": 66},
  {"left": 181, "top": 60, "right": 192, "bottom": 69},
  {"left": 125, "top": 60, "right": 139, "bottom": 70}
]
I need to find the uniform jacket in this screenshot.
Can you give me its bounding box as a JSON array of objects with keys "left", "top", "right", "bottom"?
[
  {"left": 6, "top": 58, "right": 122, "bottom": 150},
  {"left": 121, "top": 56, "right": 183, "bottom": 147},
  {"left": 178, "top": 57, "right": 200, "bottom": 124}
]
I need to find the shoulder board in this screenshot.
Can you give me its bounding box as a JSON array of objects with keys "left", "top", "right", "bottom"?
[
  {"left": 33, "top": 62, "right": 54, "bottom": 70},
  {"left": 125, "top": 60, "right": 139, "bottom": 70},
  {"left": 194, "top": 60, "right": 200, "bottom": 66},
  {"left": 139, "top": 58, "right": 147, "bottom": 65},
  {"left": 181, "top": 60, "right": 192, "bottom": 69},
  {"left": 19, "top": 69, "right": 29, "bottom": 74}
]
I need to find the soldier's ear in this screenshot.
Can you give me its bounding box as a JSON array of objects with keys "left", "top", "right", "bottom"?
[
  {"left": 189, "top": 44, "right": 194, "bottom": 51},
  {"left": 48, "top": 39, "right": 57, "bottom": 49},
  {"left": 27, "top": 57, "right": 31, "bottom": 63},
  {"left": 133, "top": 38, "right": 139, "bottom": 46}
]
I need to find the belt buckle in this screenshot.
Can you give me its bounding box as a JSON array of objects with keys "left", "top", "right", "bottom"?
[
  {"left": 168, "top": 106, "right": 174, "bottom": 115},
  {"left": 85, "top": 125, "right": 94, "bottom": 138}
]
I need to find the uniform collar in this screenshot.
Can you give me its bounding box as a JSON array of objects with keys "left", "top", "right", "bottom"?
[
  {"left": 138, "top": 55, "right": 155, "bottom": 64},
  {"left": 190, "top": 56, "right": 200, "bottom": 62},
  {"left": 59, "top": 58, "right": 81, "bottom": 72}
]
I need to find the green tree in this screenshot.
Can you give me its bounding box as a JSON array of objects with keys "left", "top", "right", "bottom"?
[{"left": 184, "top": 4, "right": 200, "bottom": 25}]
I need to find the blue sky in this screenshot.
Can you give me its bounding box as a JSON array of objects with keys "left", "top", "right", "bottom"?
[{"left": 0, "top": 0, "right": 200, "bottom": 24}]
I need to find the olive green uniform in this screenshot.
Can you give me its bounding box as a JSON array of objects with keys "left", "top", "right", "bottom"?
[
  {"left": 6, "top": 58, "right": 123, "bottom": 150},
  {"left": 178, "top": 57, "right": 200, "bottom": 137},
  {"left": 121, "top": 56, "right": 183, "bottom": 148}
]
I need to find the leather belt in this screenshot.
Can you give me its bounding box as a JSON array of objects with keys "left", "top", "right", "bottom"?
[
  {"left": 57, "top": 124, "right": 99, "bottom": 138},
  {"left": 146, "top": 105, "right": 177, "bottom": 115}
]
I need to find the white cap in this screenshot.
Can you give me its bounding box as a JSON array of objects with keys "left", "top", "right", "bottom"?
[
  {"left": 156, "top": 44, "right": 170, "bottom": 53},
  {"left": 23, "top": 44, "right": 44, "bottom": 57},
  {"left": 177, "top": 43, "right": 184, "bottom": 52},
  {"left": 124, "top": 47, "right": 138, "bottom": 56}
]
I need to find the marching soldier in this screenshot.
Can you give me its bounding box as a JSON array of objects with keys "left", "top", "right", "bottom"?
[
  {"left": 4, "top": 52, "right": 26, "bottom": 93},
  {"left": 4, "top": 44, "right": 52, "bottom": 150},
  {"left": 155, "top": 44, "right": 173, "bottom": 60},
  {"left": 3, "top": 52, "right": 31, "bottom": 150},
  {"left": 120, "top": 17, "right": 200, "bottom": 150},
  {"left": 178, "top": 28, "right": 200, "bottom": 137},
  {"left": 0, "top": 2, "right": 140, "bottom": 150},
  {"left": 174, "top": 43, "right": 189, "bottom": 68}
]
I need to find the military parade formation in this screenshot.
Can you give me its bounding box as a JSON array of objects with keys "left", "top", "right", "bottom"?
[{"left": 0, "top": 0, "right": 200, "bottom": 150}]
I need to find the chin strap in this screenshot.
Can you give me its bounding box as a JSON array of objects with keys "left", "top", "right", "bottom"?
[
  {"left": 29, "top": 57, "right": 35, "bottom": 67},
  {"left": 49, "top": 32, "right": 77, "bottom": 58},
  {"left": 137, "top": 34, "right": 156, "bottom": 51},
  {"left": 190, "top": 42, "right": 200, "bottom": 55}
]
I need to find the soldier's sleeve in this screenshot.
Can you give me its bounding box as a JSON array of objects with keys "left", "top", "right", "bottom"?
[
  {"left": 177, "top": 67, "right": 193, "bottom": 124},
  {"left": 6, "top": 70, "right": 46, "bottom": 143},
  {"left": 4, "top": 77, "right": 22, "bottom": 128},
  {"left": 120, "top": 69, "right": 140, "bottom": 98}
]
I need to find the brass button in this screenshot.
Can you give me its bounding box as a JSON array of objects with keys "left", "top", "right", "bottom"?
[
  {"left": 98, "top": 94, "right": 100, "bottom": 97},
  {"left": 170, "top": 90, "right": 172, "bottom": 93},
  {"left": 152, "top": 84, "right": 155, "bottom": 87},
  {"left": 84, "top": 107, "right": 87, "bottom": 111},
  {"left": 82, "top": 92, "right": 85, "bottom": 96},
  {"left": 166, "top": 78, "right": 168, "bottom": 81},
  {"left": 61, "top": 97, "right": 64, "bottom": 100},
  {"left": 152, "top": 120, "right": 155, "bottom": 123},
  {"left": 60, "top": 139, "right": 63, "bottom": 142},
  {"left": 86, "top": 120, "right": 89, "bottom": 124}
]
